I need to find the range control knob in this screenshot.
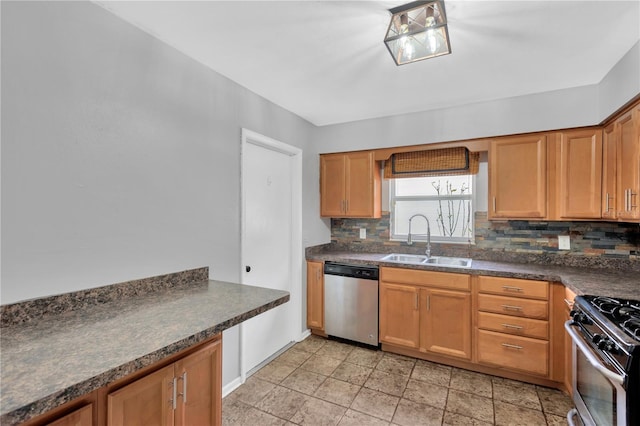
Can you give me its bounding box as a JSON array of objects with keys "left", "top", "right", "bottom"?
[
  {"left": 595, "top": 337, "right": 616, "bottom": 352},
  {"left": 571, "top": 311, "right": 587, "bottom": 324},
  {"left": 592, "top": 334, "right": 604, "bottom": 345}
]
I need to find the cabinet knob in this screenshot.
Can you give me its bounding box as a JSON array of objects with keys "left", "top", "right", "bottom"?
[{"left": 246, "top": 266, "right": 251, "bottom": 273}]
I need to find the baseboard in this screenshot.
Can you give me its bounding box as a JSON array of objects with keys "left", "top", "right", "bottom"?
[
  {"left": 222, "top": 377, "right": 243, "bottom": 398},
  {"left": 298, "top": 329, "right": 311, "bottom": 341},
  {"left": 224, "top": 332, "right": 311, "bottom": 398}
]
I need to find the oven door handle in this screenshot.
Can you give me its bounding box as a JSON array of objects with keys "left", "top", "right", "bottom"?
[{"left": 564, "top": 320, "right": 625, "bottom": 386}]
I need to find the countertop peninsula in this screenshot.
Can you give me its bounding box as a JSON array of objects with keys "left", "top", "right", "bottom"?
[{"left": 0, "top": 278, "right": 289, "bottom": 425}]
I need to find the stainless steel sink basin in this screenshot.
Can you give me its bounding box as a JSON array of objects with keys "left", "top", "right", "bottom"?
[
  {"left": 381, "top": 253, "right": 428, "bottom": 264},
  {"left": 423, "top": 256, "right": 472, "bottom": 268},
  {"left": 381, "top": 253, "right": 472, "bottom": 268}
]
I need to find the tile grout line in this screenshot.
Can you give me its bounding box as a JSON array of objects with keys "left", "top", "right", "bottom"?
[{"left": 225, "top": 336, "right": 572, "bottom": 426}]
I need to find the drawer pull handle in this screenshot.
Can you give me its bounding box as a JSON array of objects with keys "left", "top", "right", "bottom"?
[
  {"left": 178, "top": 372, "right": 187, "bottom": 403},
  {"left": 501, "top": 304, "right": 523, "bottom": 311},
  {"left": 170, "top": 377, "right": 177, "bottom": 409},
  {"left": 501, "top": 343, "right": 523, "bottom": 350},
  {"left": 502, "top": 285, "right": 523, "bottom": 292},
  {"left": 564, "top": 298, "right": 574, "bottom": 308},
  {"left": 501, "top": 323, "right": 523, "bottom": 330}
]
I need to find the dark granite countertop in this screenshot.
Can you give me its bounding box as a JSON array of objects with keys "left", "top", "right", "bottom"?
[
  {"left": 307, "top": 251, "right": 640, "bottom": 299},
  {"left": 0, "top": 279, "right": 289, "bottom": 425}
]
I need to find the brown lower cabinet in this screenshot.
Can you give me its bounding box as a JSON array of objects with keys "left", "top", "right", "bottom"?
[
  {"left": 419, "top": 288, "right": 472, "bottom": 360},
  {"left": 379, "top": 268, "right": 472, "bottom": 361},
  {"left": 306, "top": 261, "right": 324, "bottom": 332},
  {"left": 379, "top": 281, "right": 420, "bottom": 348},
  {"left": 378, "top": 268, "right": 566, "bottom": 389},
  {"left": 107, "top": 337, "right": 222, "bottom": 426},
  {"left": 22, "top": 335, "right": 222, "bottom": 426},
  {"left": 476, "top": 329, "right": 549, "bottom": 376}
]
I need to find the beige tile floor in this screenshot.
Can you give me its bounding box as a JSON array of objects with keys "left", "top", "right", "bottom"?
[{"left": 223, "top": 335, "right": 573, "bottom": 426}]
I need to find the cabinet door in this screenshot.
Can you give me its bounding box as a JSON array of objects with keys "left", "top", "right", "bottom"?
[
  {"left": 48, "top": 405, "right": 93, "bottom": 426},
  {"left": 602, "top": 123, "right": 618, "bottom": 219},
  {"left": 419, "top": 289, "right": 471, "bottom": 360},
  {"left": 379, "top": 282, "right": 420, "bottom": 348},
  {"left": 557, "top": 129, "right": 602, "bottom": 218},
  {"left": 489, "top": 135, "right": 547, "bottom": 219},
  {"left": 617, "top": 108, "right": 640, "bottom": 220},
  {"left": 306, "top": 261, "right": 324, "bottom": 331},
  {"left": 174, "top": 339, "right": 222, "bottom": 426},
  {"left": 108, "top": 365, "right": 175, "bottom": 426},
  {"left": 320, "top": 154, "right": 346, "bottom": 217},
  {"left": 344, "top": 151, "right": 380, "bottom": 218}
]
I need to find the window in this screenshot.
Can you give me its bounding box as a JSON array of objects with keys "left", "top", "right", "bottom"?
[{"left": 390, "top": 175, "right": 474, "bottom": 243}]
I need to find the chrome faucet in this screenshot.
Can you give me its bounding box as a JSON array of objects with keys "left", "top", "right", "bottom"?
[{"left": 407, "top": 214, "right": 431, "bottom": 258}]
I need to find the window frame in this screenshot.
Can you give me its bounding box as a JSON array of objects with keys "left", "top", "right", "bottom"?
[{"left": 389, "top": 175, "right": 476, "bottom": 244}]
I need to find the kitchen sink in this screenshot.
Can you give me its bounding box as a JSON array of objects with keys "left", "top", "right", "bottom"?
[
  {"left": 381, "top": 253, "right": 472, "bottom": 268},
  {"left": 381, "top": 253, "right": 428, "bottom": 264},
  {"left": 423, "top": 256, "right": 473, "bottom": 268}
]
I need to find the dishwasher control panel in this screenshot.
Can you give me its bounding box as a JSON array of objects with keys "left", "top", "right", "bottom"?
[{"left": 324, "top": 262, "right": 379, "bottom": 280}]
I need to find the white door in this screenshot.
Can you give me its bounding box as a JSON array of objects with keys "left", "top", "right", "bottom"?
[{"left": 240, "top": 129, "right": 302, "bottom": 378}]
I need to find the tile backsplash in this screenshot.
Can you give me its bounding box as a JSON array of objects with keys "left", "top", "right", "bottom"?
[{"left": 330, "top": 212, "right": 640, "bottom": 268}]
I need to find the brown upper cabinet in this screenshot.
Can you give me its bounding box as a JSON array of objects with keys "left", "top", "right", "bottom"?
[
  {"left": 320, "top": 151, "right": 381, "bottom": 218},
  {"left": 616, "top": 105, "right": 640, "bottom": 221},
  {"left": 489, "top": 134, "right": 547, "bottom": 219},
  {"left": 601, "top": 105, "right": 640, "bottom": 222},
  {"left": 549, "top": 128, "right": 603, "bottom": 220}
]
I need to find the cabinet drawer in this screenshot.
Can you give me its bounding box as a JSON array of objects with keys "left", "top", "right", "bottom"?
[
  {"left": 477, "top": 329, "right": 549, "bottom": 376},
  {"left": 380, "top": 267, "right": 470, "bottom": 291},
  {"left": 477, "top": 294, "right": 548, "bottom": 319},
  {"left": 477, "top": 311, "right": 549, "bottom": 340},
  {"left": 478, "top": 276, "right": 548, "bottom": 300}
]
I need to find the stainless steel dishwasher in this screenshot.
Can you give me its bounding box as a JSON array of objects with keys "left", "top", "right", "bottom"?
[{"left": 323, "top": 262, "right": 379, "bottom": 347}]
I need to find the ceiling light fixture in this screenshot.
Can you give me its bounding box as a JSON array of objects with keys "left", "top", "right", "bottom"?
[{"left": 384, "top": 0, "right": 451, "bottom": 66}]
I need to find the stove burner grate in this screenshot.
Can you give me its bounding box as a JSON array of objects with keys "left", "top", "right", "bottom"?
[
  {"left": 586, "top": 295, "right": 640, "bottom": 342},
  {"left": 591, "top": 296, "right": 623, "bottom": 314},
  {"left": 622, "top": 318, "right": 640, "bottom": 340}
]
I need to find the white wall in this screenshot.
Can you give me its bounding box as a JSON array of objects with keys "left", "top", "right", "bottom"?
[
  {"left": 0, "top": 1, "right": 319, "bottom": 387},
  {"left": 312, "top": 41, "right": 640, "bottom": 157},
  {"left": 312, "top": 85, "right": 598, "bottom": 155},
  {"left": 598, "top": 40, "right": 640, "bottom": 121}
]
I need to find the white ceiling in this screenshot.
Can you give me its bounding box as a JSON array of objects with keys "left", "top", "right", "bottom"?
[{"left": 95, "top": 1, "right": 640, "bottom": 126}]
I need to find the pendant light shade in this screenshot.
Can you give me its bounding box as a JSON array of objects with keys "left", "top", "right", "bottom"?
[{"left": 384, "top": 0, "right": 451, "bottom": 65}]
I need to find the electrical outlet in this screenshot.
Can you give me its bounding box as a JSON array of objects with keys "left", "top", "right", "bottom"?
[
  {"left": 359, "top": 228, "right": 367, "bottom": 239},
  {"left": 558, "top": 235, "right": 570, "bottom": 250}
]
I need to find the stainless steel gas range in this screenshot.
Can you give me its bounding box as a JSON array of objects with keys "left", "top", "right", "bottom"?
[{"left": 565, "top": 295, "right": 640, "bottom": 426}]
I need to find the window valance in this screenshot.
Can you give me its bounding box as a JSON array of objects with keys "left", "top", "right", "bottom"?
[{"left": 383, "top": 147, "right": 479, "bottom": 178}]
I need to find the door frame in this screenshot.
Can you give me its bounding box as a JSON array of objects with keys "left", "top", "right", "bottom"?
[{"left": 239, "top": 128, "right": 303, "bottom": 381}]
